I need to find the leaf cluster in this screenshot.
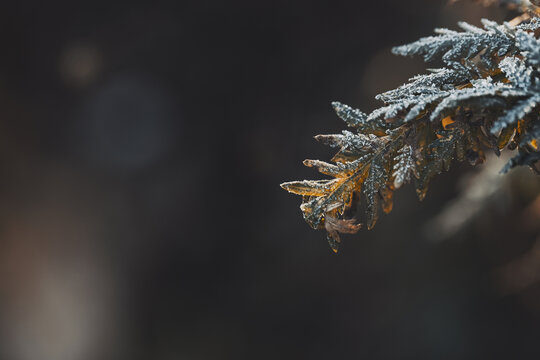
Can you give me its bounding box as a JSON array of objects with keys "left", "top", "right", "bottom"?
[{"left": 281, "top": 13, "right": 540, "bottom": 252}]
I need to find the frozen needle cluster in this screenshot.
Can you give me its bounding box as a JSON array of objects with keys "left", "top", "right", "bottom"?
[{"left": 281, "top": 5, "right": 540, "bottom": 252}]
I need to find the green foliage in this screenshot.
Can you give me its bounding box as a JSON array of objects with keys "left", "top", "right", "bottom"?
[{"left": 281, "top": 5, "right": 540, "bottom": 252}]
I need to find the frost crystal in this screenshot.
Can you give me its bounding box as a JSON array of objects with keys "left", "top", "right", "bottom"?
[{"left": 393, "top": 145, "right": 418, "bottom": 189}]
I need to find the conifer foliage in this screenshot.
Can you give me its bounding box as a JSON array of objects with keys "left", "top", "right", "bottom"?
[{"left": 281, "top": 1, "right": 540, "bottom": 252}]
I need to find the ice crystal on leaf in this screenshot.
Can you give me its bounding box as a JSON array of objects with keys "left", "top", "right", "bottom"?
[
  {"left": 393, "top": 145, "right": 419, "bottom": 189},
  {"left": 281, "top": 2, "right": 540, "bottom": 252}
]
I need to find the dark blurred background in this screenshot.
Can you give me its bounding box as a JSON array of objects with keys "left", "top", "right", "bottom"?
[{"left": 0, "top": 1, "right": 539, "bottom": 359}]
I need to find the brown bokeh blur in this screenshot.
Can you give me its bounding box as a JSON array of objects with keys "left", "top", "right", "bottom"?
[{"left": 0, "top": 1, "right": 538, "bottom": 359}]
